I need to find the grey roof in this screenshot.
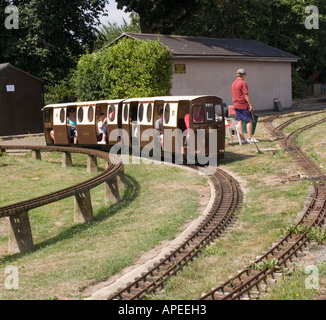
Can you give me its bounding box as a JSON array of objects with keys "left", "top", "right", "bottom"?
[
  {"left": 115, "top": 33, "right": 298, "bottom": 61},
  {"left": 0, "top": 63, "right": 43, "bottom": 82}
]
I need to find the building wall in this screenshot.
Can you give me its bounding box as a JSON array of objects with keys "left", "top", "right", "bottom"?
[
  {"left": 171, "top": 59, "right": 293, "bottom": 111},
  {"left": 0, "top": 67, "right": 43, "bottom": 136}
]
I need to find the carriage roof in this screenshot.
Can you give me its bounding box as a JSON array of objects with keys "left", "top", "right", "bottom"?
[
  {"left": 43, "top": 96, "right": 221, "bottom": 110},
  {"left": 43, "top": 99, "right": 125, "bottom": 109},
  {"left": 122, "top": 95, "right": 219, "bottom": 103}
]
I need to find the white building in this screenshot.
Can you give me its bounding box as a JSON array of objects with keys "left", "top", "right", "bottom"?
[{"left": 115, "top": 33, "right": 299, "bottom": 111}]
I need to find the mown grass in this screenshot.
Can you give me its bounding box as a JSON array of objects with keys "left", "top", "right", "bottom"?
[
  {"left": 0, "top": 153, "right": 208, "bottom": 299},
  {"left": 149, "top": 111, "right": 326, "bottom": 300},
  {"left": 1, "top": 110, "right": 326, "bottom": 300},
  {"left": 262, "top": 262, "right": 326, "bottom": 300}
]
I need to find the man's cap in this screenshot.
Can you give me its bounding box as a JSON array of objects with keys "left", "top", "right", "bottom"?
[{"left": 237, "top": 68, "right": 247, "bottom": 75}]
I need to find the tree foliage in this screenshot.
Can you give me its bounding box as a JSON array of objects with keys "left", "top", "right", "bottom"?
[
  {"left": 0, "top": 0, "right": 108, "bottom": 85},
  {"left": 115, "top": 0, "right": 326, "bottom": 80},
  {"left": 95, "top": 13, "right": 141, "bottom": 49},
  {"left": 1, "top": 0, "right": 325, "bottom": 102},
  {"left": 73, "top": 38, "right": 173, "bottom": 101},
  {"left": 116, "top": 0, "right": 202, "bottom": 33}
]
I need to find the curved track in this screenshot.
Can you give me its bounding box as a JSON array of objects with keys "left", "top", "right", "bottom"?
[
  {"left": 199, "top": 110, "right": 326, "bottom": 300},
  {"left": 0, "top": 145, "right": 124, "bottom": 218},
  {"left": 105, "top": 167, "right": 243, "bottom": 300},
  {"left": 7, "top": 111, "right": 325, "bottom": 301},
  {"left": 0, "top": 143, "right": 243, "bottom": 299}
]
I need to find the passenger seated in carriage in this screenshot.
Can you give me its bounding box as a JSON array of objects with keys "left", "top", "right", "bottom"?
[{"left": 192, "top": 105, "right": 204, "bottom": 123}]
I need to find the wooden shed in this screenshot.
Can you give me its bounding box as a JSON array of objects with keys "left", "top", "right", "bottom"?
[{"left": 0, "top": 63, "right": 43, "bottom": 136}]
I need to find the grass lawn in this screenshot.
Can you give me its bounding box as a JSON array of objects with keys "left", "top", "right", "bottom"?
[
  {"left": 0, "top": 110, "right": 326, "bottom": 300},
  {"left": 0, "top": 152, "right": 208, "bottom": 299},
  {"left": 150, "top": 111, "right": 326, "bottom": 300}
]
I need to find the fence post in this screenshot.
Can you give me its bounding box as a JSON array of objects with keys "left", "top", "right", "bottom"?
[
  {"left": 117, "top": 170, "right": 126, "bottom": 189},
  {"left": 62, "top": 151, "right": 73, "bottom": 168},
  {"left": 87, "top": 155, "right": 98, "bottom": 173},
  {"left": 32, "top": 149, "right": 41, "bottom": 160},
  {"left": 74, "top": 190, "right": 94, "bottom": 223},
  {"left": 105, "top": 176, "right": 121, "bottom": 204},
  {"left": 8, "top": 211, "right": 34, "bottom": 253}
]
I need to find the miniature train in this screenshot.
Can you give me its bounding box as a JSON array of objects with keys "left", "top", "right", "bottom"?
[{"left": 43, "top": 95, "right": 226, "bottom": 164}]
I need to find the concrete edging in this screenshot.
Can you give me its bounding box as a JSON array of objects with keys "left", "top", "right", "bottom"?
[{"left": 84, "top": 162, "right": 217, "bottom": 300}]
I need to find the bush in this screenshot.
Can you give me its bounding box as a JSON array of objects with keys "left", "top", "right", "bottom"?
[
  {"left": 44, "top": 78, "right": 77, "bottom": 105},
  {"left": 73, "top": 37, "right": 173, "bottom": 100},
  {"left": 73, "top": 52, "right": 105, "bottom": 101},
  {"left": 292, "top": 68, "right": 306, "bottom": 99}
]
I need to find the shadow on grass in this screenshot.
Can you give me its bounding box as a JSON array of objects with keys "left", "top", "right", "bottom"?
[
  {"left": 215, "top": 150, "right": 255, "bottom": 166},
  {"left": 0, "top": 174, "right": 140, "bottom": 264}
]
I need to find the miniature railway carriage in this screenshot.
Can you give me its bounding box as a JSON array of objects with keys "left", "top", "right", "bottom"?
[{"left": 43, "top": 95, "right": 225, "bottom": 162}]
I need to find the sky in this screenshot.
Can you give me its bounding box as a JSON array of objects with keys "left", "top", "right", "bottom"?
[{"left": 99, "top": 1, "right": 131, "bottom": 26}]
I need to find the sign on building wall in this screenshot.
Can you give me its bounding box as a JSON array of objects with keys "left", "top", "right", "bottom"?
[
  {"left": 6, "top": 85, "right": 15, "bottom": 92},
  {"left": 174, "top": 64, "right": 186, "bottom": 74}
]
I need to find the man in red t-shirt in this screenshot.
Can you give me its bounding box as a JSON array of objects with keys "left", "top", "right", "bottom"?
[{"left": 231, "top": 69, "right": 258, "bottom": 144}]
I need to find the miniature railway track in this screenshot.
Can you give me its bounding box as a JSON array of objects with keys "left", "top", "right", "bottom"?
[
  {"left": 0, "top": 145, "right": 123, "bottom": 218},
  {"left": 271, "top": 113, "right": 326, "bottom": 182},
  {"left": 107, "top": 167, "right": 243, "bottom": 300},
  {"left": 1, "top": 143, "right": 243, "bottom": 298},
  {"left": 199, "top": 110, "right": 326, "bottom": 300}
]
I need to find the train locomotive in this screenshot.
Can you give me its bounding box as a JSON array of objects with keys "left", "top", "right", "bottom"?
[{"left": 43, "top": 95, "right": 226, "bottom": 164}]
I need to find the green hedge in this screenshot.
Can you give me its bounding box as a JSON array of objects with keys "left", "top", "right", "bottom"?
[{"left": 73, "top": 38, "right": 173, "bottom": 101}]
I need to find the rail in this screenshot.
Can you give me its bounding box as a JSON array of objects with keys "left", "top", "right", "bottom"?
[
  {"left": 199, "top": 110, "right": 326, "bottom": 300},
  {"left": 104, "top": 166, "right": 243, "bottom": 300},
  {"left": 0, "top": 145, "right": 125, "bottom": 254}
]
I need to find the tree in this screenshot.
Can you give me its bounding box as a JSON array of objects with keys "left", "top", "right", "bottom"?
[
  {"left": 95, "top": 13, "right": 141, "bottom": 49},
  {"left": 0, "top": 0, "right": 109, "bottom": 85},
  {"left": 115, "top": 0, "right": 201, "bottom": 33}
]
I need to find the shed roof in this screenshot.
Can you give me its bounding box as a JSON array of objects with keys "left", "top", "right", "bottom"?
[
  {"left": 114, "top": 33, "right": 298, "bottom": 62},
  {"left": 0, "top": 63, "right": 43, "bottom": 82}
]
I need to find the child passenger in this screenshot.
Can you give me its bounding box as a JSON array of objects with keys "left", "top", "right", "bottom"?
[{"left": 97, "top": 113, "right": 107, "bottom": 144}]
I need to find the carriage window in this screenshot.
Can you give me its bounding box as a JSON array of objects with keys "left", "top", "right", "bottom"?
[
  {"left": 88, "top": 106, "right": 94, "bottom": 122},
  {"left": 214, "top": 104, "right": 223, "bottom": 122},
  {"left": 123, "top": 104, "right": 129, "bottom": 122},
  {"left": 109, "top": 105, "right": 116, "bottom": 122},
  {"left": 147, "top": 103, "right": 152, "bottom": 122},
  {"left": 59, "top": 108, "right": 65, "bottom": 123},
  {"left": 164, "top": 104, "right": 170, "bottom": 124},
  {"left": 192, "top": 104, "right": 204, "bottom": 124},
  {"left": 78, "top": 108, "right": 84, "bottom": 122},
  {"left": 44, "top": 110, "right": 51, "bottom": 123},
  {"left": 139, "top": 103, "right": 144, "bottom": 122}
]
